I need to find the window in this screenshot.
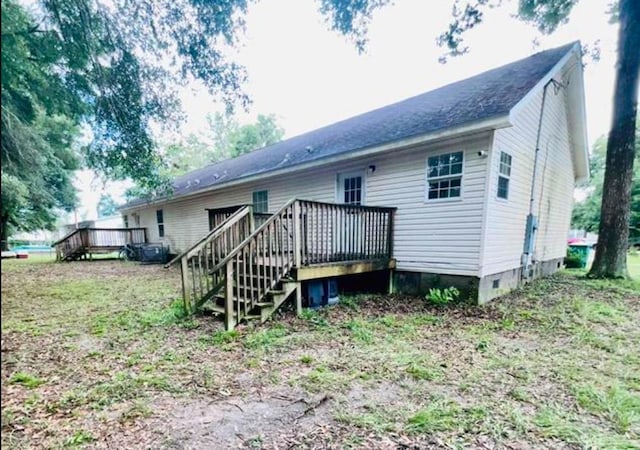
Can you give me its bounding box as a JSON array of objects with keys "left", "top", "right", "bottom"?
[
  {"left": 123, "top": 215, "right": 129, "bottom": 228},
  {"left": 156, "top": 209, "right": 165, "bottom": 237},
  {"left": 342, "top": 175, "right": 363, "bottom": 205},
  {"left": 252, "top": 190, "right": 269, "bottom": 213},
  {"left": 497, "top": 152, "right": 512, "bottom": 199},
  {"left": 426, "top": 151, "right": 463, "bottom": 200}
]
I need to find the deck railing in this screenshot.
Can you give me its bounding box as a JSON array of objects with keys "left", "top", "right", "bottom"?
[
  {"left": 298, "top": 200, "right": 394, "bottom": 265},
  {"left": 54, "top": 228, "right": 146, "bottom": 260}
]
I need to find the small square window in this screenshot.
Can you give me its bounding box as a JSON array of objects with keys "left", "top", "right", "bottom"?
[
  {"left": 252, "top": 190, "right": 269, "bottom": 213},
  {"left": 492, "top": 279, "right": 500, "bottom": 289}
]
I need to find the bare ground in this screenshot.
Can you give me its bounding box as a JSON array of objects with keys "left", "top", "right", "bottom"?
[{"left": 1, "top": 256, "right": 639, "bottom": 449}]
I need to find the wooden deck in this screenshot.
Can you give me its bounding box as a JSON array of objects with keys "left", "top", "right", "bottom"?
[
  {"left": 172, "top": 199, "right": 395, "bottom": 330},
  {"left": 53, "top": 228, "right": 147, "bottom": 261}
]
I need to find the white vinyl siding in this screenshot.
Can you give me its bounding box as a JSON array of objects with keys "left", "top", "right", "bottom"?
[
  {"left": 481, "top": 73, "right": 575, "bottom": 277},
  {"left": 127, "top": 133, "right": 491, "bottom": 276}
]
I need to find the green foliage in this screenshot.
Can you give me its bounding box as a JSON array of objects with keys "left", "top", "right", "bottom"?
[
  {"left": 8, "top": 372, "right": 45, "bottom": 389},
  {"left": 64, "top": 430, "right": 95, "bottom": 446},
  {"left": 572, "top": 128, "right": 640, "bottom": 240},
  {"left": 157, "top": 113, "right": 284, "bottom": 181},
  {"left": 426, "top": 287, "right": 460, "bottom": 306},
  {"left": 3, "top": 0, "right": 374, "bottom": 198},
  {"left": 96, "top": 194, "right": 119, "bottom": 218},
  {"left": 210, "top": 330, "right": 240, "bottom": 346},
  {"left": 1, "top": 2, "right": 81, "bottom": 246},
  {"left": 564, "top": 248, "right": 584, "bottom": 268},
  {"left": 406, "top": 399, "right": 462, "bottom": 433},
  {"left": 318, "top": 0, "right": 392, "bottom": 52},
  {"left": 437, "top": 0, "right": 605, "bottom": 61}
]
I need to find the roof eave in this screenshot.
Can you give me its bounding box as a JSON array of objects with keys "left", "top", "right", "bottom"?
[{"left": 120, "top": 115, "right": 511, "bottom": 212}]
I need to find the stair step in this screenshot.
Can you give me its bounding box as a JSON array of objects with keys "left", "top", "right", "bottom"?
[
  {"left": 255, "top": 302, "right": 275, "bottom": 307},
  {"left": 212, "top": 293, "right": 278, "bottom": 305}
]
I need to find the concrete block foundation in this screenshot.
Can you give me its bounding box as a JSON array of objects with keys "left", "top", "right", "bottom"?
[{"left": 393, "top": 257, "right": 565, "bottom": 304}]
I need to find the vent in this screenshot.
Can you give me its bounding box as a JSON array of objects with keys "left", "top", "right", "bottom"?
[{"left": 492, "top": 279, "right": 500, "bottom": 289}]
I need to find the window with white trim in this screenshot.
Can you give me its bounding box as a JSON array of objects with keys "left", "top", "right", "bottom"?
[
  {"left": 252, "top": 190, "right": 269, "bottom": 213},
  {"left": 426, "top": 151, "right": 463, "bottom": 200},
  {"left": 342, "top": 175, "right": 363, "bottom": 205},
  {"left": 123, "top": 215, "right": 129, "bottom": 228},
  {"left": 156, "top": 209, "right": 165, "bottom": 237},
  {"left": 497, "top": 152, "right": 512, "bottom": 199}
]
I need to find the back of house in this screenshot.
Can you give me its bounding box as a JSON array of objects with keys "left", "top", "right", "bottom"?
[{"left": 121, "top": 41, "right": 588, "bottom": 306}]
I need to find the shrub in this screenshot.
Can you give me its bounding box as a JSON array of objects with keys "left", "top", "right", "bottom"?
[
  {"left": 426, "top": 287, "right": 460, "bottom": 306},
  {"left": 564, "top": 248, "right": 584, "bottom": 269}
]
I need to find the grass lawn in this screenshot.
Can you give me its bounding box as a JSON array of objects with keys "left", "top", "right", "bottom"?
[{"left": 1, "top": 257, "right": 639, "bottom": 449}]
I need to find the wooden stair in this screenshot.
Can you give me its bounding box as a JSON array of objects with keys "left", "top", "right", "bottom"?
[
  {"left": 169, "top": 202, "right": 301, "bottom": 330},
  {"left": 171, "top": 198, "right": 396, "bottom": 331},
  {"left": 205, "top": 278, "right": 298, "bottom": 323}
]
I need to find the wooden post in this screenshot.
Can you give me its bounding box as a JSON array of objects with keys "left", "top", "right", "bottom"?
[
  {"left": 295, "top": 281, "right": 303, "bottom": 316},
  {"left": 181, "top": 257, "right": 190, "bottom": 313},
  {"left": 386, "top": 209, "right": 395, "bottom": 259},
  {"left": 248, "top": 205, "right": 255, "bottom": 232},
  {"left": 225, "top": 262, "right": 234, "bottom": 331},
  {"left": 293, "top": 201, "right": 302, "bottom": 268}
]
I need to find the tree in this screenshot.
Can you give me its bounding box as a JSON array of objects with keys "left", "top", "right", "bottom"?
[
  {"left": 159, "top": 113, "right": 284, "bottom": 179},
  {"left": 1, "top": 1, "right": 80, "bottom": 249},
  {"left": 2, "top": 0, "right": 380, "bottom": 186},
  {"left": 228, "top": 114, "right": 285, "bottom": 158},
  {"left": 1, "top": 0, "right": 374, "bottom": 246},
  {"left": 96, "top": 194, "right": 119, "bottom": 218},
  {"left": 573, "top": 125, "right": 640, "bottom": 243},
  {"left": 437, "top": 0, "right": 639, "bottom": 278}
]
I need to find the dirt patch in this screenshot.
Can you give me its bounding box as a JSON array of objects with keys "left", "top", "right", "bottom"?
[{"left": 146, "top": 390, "right": 331, "bottom": 449}]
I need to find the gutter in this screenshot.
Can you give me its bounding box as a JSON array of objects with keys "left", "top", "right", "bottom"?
[{"left": 120, "top": 115, "right": 511, "bottom": 212}]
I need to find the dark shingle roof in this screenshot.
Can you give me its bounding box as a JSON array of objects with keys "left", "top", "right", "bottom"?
[{"left": 129, "top": 42, "right": 576, "bottom": 206}]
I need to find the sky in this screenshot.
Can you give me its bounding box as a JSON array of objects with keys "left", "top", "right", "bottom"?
[{"left": 72, "top": 0, "right": 619, "bottom": 222}]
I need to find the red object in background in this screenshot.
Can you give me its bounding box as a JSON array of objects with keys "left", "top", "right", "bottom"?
[
  {"left": 16, "top": 252, "right": 29, "bottom": 259},
  {"left": 567, "top": 238, "right": 585, "bottom": 244}
]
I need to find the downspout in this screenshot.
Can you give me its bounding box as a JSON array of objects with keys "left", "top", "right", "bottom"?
[{"left": 522, "top": 79, "right": 557, "bottom": 278}]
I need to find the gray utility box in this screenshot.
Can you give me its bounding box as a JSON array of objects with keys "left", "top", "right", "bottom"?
[{"left": 139, "top": 243, "right": 170, "bottom": 265}]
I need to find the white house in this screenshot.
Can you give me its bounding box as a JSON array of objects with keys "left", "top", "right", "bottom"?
[{"left": 118, "top": 42, "right": 588, "bottom": 325}]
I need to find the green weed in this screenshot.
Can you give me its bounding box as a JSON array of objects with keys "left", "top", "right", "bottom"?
[{"left": 9, "top": 372, "right": 44, "bottom": 389}]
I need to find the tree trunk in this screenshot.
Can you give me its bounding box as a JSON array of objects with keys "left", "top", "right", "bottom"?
[
  {"left": 588, "top": 0, "right": 640, "bottom": 278},
  {"left": 0, "top": 215, "right": 9, "bottom": 251}
]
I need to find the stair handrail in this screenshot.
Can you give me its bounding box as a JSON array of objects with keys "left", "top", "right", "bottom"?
[
  {"left": 208, "top": 198, "right": 298, "bottom": 275},
  {"left": 212, "top": 198, "right": 299, "bottom": 330},
  {"left": 52, "top": 227, "right": 83, "bottom": 246},
  {"left": 165, "top": 205, "right": 252, "bottom": 268}
]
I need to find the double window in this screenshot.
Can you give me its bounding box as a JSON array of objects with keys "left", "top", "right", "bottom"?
[
  {"left": 156, "top": 209, "right": 165, "bottom": 237},
  {"left": 252, "top": 190, "right": 269, "bottom": 213},
  {"left": 123, "top": 215, "right": 129, "bottom": 228},
  {"left": 426, "top": 151, "right": 463, "bottom": 200},
  {"left": 497, "top": 152, "right": 512, "bottom": 200}
]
